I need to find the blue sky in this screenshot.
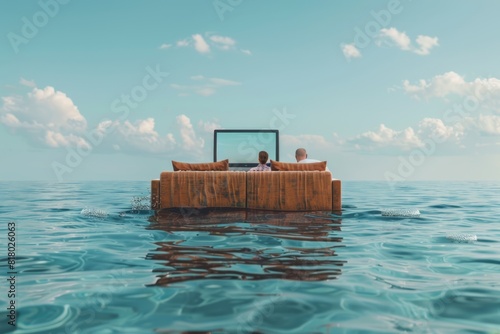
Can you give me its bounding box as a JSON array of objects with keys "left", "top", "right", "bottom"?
[{"left": 1, "top": 0, "right": 500, "bottom": 182}]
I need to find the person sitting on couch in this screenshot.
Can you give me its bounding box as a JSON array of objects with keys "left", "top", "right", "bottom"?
[
  {"left": 249, "top": 151, "right": 271, "bottom": 171},
  {"left": 295, "top": 148, "right": 332, "bottom": 175}
]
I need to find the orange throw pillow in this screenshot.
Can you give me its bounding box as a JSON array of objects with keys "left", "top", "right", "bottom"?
[
  {"left": 172, "top": 159, "right": 229, "bottom": 171},
  {"left": 270, "top": 160, "right": 326, "bottom": 171}
]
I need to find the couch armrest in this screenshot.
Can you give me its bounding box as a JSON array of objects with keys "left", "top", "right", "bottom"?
[
  {"left": 151, "top": 179, "right": 160, "bottom": 210},
  {"left": 332, "top": 179, "right": 341, "bottom": 212}
]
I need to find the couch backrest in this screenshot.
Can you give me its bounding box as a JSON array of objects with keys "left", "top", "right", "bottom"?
[
  {"left": 246, "top": 171, "right": 333, "bottom": 211},
  {"left": 160, "top": 171, "right": 247, "bottom": 209},
  {"left": 156, "top": 171, "right": 339, "bottom": 211}
]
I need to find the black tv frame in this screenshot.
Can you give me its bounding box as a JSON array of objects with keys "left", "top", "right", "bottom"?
[{"left": 213, "top": 129, "right": 280, "bottom": 167}]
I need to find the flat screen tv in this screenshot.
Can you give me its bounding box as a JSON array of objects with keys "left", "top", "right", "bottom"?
[{"left": 213, "top": 129, "right": 279, "bottom": 167}]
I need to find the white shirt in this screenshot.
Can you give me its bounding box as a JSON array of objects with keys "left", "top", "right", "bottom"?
[{"left": 249, "top": 163, "right": 271, "bottom": 171}]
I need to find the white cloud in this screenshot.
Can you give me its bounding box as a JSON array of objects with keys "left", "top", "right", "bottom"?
[
  {"left": 403, "top": 71, "right": 500, "bottom": 102},
  {"left": 93, "top": 115, "right": 211, "bottom": 155},
  {"left": 473, "top": 115, "right": 500, "bottom": 135},
  {"left": 414, "top": 35, "right": 439, "bottom": 55},
  {"left": 417, "top": 118, "right": 464, "bottom": 142},
  {"left": 348, "top": 124, "right": 423, "bottom": 152},
  {"left": 209, "top": 78, "right": 241, "bottom": 86},
  {"left": 264, "top": 118, "right": 497, "bottom": 157},
  {"left": 376, "top": 27, "right": 438, "bottom": 55},
  {"left": 170, "top": 76, "right": 241, "bottom": 97},
  {"left": 209, "top": 35, "right": 235, "bottom": 45},
  {"left": 341, "top": 43, "right": 362, "bottom": 59},
  {"left": 1, "top": 83, "right": 216, "bottom": 158},
  {"left": 101, "top": 118, "right": 176, "bottom": 153},
  {"left": 1, "top": 85, "right": 88, "bottom": 148},
  {"left": 192, "top": 34, "right": 210, "bottom": 54},
  {"left": 196, "top": 87, "right": 216, "bottom": 96},
  {"left": 198, "top": 120, "right": 221, "bottom": 133},
  {"left": 45, "top": 131, "right": 90, "bottom": 149},
  {"left": 0, "top": 113, "right": 20, "bottom": 127},
  {"left": 19, "top": 77, "right": 36, "bottom": 87},
  {"left": 168, "top": 33, "right": 250, "bottom": 55},
  {"left": 378, "top": 28, "right": 411, "bottom": 50},
  {"left": 403, "top": 71, "right": 466, "bottom": 98},
  {"left": 176, "top": 39, "right": 189, "bottom": 47},
  {"left": 346, "top": 119, "right": 467, "bottom": 153},
  {"left": 209, "top": 35, "right": 236, "bottom": 50},
  {"left": 159, "top": 43, "right": 172, "bottom": 50},
  {"left": 177, "top": 114, "right": 204, "bottom": 151}
]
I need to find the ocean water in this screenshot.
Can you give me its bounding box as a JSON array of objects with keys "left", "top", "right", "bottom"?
[{"left": 1, "top": 180, "right": 499, "bottom": 333}]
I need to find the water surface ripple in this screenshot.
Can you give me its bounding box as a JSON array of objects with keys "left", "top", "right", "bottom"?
[{"left": 0, "top": 180, "right": 499, "bottom": 333}]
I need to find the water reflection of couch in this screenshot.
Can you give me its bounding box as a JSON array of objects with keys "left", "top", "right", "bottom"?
[
  {"left": 151, "top": 171, "right": 341, "bottom": 212},
  {"left": 148, "top": 209, "right": 344, "bottom": 285}
]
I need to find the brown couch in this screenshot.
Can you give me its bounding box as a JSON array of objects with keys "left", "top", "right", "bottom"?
[{"left": 151, "top": 171, "right": 341, "bottom": 212}]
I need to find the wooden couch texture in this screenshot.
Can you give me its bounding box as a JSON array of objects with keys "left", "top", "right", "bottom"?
[{"left": 151, "top": 171, "right": 341, "bottom": 212}]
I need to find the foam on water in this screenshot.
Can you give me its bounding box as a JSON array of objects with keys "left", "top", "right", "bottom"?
[
  {"left": 131, "top": 195, "right": 151, "bottom": 211},
  {"left": 80, "top": 207, "right": 108, "bottom": 218},
  {"left": 380, "top": 208, "right": 421, "bottom": 217},
  {"left": 446, "top": 233, "right": 478, "bottom": 243}
]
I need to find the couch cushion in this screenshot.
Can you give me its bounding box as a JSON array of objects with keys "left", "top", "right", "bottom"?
[
  {"left": 247, "top": 171, "right": 332, "bottom": 211},
  {"left": 172, "top": 159, "right": 229, "bottom": 171},
  {"left": 270, "top": 160, "right": 327, "bottom": 171},
  {"left": 160, "top": 171, "right": 246, "bottom": 209}
]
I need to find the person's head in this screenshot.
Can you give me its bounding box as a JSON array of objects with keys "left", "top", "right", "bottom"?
[
  {"left": 258, "top": 151, "right": 269, "bottom": 164},
  {"left": 295, "top": 148, "right": 307, "bottom": 162}
]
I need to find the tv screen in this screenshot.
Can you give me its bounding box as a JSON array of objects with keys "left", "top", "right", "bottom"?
[{"left": 214, "top": 129, "right": 279, "bottom": 167}]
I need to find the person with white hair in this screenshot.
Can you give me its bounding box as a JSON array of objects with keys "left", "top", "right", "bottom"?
[{"left": 295, "top": 148, "right": 332, "bottom": 176}]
